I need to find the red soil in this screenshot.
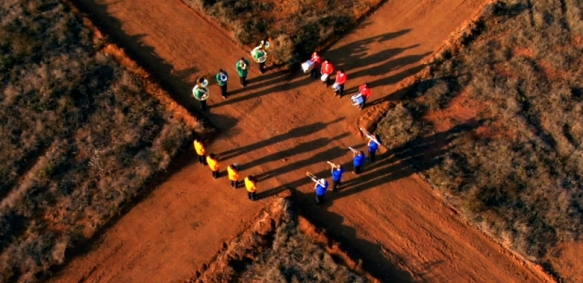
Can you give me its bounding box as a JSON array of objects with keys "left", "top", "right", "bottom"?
[{"left": 51, "top": 0, "right": 553, "bottom": 282}]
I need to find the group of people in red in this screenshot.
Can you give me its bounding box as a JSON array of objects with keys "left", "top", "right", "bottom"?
[{"left": 308, "top": 51, "right": 371, "bottom": 110}]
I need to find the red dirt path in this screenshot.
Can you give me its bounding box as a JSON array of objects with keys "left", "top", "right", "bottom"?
[{"left": 53, "top": 0, "right": 553, "bottom": 282}]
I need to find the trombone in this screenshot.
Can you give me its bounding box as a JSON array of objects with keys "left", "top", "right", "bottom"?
[
  {"left": 306, "top": 172, "right": 319, "bottom": 183},
  {"left": 359, "top": 127, "right": 381, "bottom": 145}
]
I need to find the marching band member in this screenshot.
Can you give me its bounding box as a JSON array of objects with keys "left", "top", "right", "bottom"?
[
  {"left": 227, "top": 164, "right": 240, "bottom": 189},
  {"left": 215, "top": 69, "right": 229, "bottom": 99},
  {"left": 330, "top": 163, "right": 345, "bottom": 191},
  {"left": 206, "top": 153, "right": 220, "bottom": 179},
  {"left": 192, "top": 77, "right": 210, "bottom": 111},
  {"left": 357, "top": 83, "right": 372, "bottom": 110},
  {"left": 309, "top": 51, "right": 322, "bottom": 79},
  {"left": 352, "top": 150, "right": 366, "bottom": 174},
  {"left": 236, "top": 57, "right": 250, "bottom": 87},
  {"left": 314, "top": 178, "right": 329, "bottom": 204},
  {"left": 333, "top": 69, "right": 347, "bottom": 97},
  {"left": 368, "top": 134, "right": 382, "bottom": 163},
  {"left": 193, "top": 138, "right": 207, "bottom": 165},
  {"left": 320, "top": 59, "right": 334, "bottom": 86},
  {"left": 252, "top": 46, "right": 267, "bottom": 74},
  {"left": 244, "top": 175, "right": 258, "bottom": 201}
]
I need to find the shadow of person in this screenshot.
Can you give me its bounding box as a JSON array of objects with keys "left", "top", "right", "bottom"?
[
  {"left": 288, "top": 189, "right": 417, "bottom": 282},
  {"left": 241, "top": 133, "right": 349, "bottom": 171},
  {"left": 218, "top": 117, "right": 344, "bottom": 160}
]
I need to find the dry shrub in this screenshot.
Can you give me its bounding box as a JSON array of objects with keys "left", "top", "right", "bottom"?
[
  {"left": 269, "top": 34, "right": 296, "bottom": 67},
  {"left": 181, "top": 0, "right": 378, "bottom": 66},
  {"left": 0, "top": 0, "right": 192, "bottom": 281},
  {"left": 375, "top": 0, "right": 583, "bottom": 271}
]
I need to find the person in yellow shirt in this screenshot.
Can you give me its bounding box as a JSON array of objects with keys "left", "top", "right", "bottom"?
[
  {"left": 244, "top": 175, "right": 257, "bottom": 201},
  {"left": 227, "top": 164, "right": 240, "bottom": 188},
  {"left": 206, "top": 153, "right": 220, "bottom": 179},
  {"left": 193, "top": 138, "right": 206, "bottom": 165}
]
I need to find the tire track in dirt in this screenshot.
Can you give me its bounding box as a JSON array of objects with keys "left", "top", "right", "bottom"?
[{"left": 53, "top": 0, "right": 553, "bottom": 282}]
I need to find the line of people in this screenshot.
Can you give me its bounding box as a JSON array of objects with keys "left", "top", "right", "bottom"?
[{"left": 193, "top": 44, "right": 373, "bottom": 112}]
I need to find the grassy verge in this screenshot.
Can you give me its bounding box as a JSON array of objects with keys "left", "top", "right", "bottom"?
[
  {"left": 181, "top": 0, "right": 383, "bottom": 67},
  {"left": 0, "top": 0, "right": 195, "bottom": 281},
  {"left": 374, "top": 0, "right": 583, "bottom": 276},
  {"left": 189, "top": 195, "right": 376, "bottom": 282}
]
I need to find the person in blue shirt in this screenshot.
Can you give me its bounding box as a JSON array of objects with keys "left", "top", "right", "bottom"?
[
  {"left": 368, "top": 134, "right": 382, "bottom": 163},
  {"left": 315, "top": 178, "right": 329, "bottom": 204},
  {"left": 353, "top": 150, "right": 366, "bottom": 174},
  {"left": 330, "top": 163, "right": 344, "bottom": 191}
]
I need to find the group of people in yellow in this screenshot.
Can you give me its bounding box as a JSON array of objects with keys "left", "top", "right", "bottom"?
[{"left": 194, "top": 138, "right": 258, "bottom": 201}]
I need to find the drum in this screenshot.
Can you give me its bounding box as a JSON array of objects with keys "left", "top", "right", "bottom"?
[
  {"left": 219, "top": 73, "right": 228, "bottom": 82},
  {"left": 320, "top": 74, "right": 329, "bottom": 82},
  {"left": 302, "top": 60, "right": 314, "bottom": 73},
  {"left": 192, "top": 85, "right": 210, "bottom": 101},
  {"left": 351, "top": 93, "right": 364, "bottom": 106},
  {"left": 332, "top": 83, "right": 340, "bottom": 91}
]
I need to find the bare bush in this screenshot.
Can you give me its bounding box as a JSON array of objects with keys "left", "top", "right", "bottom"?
[
  {"left": 181, "top": 0, "right": 381, "bottom": 66},
  {"left": 0, "top": 0, "right": 192, "bottom": 281},
  {"left": 375, "top": 0, "right": 583, "bottom": 271}
]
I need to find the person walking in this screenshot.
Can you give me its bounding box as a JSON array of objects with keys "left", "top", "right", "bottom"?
[
  {"left": 333, "top": 69, "right": 347, "bottom": 97},
  {"left": 193, "top": 138, "right": 207, "bottom": 165},
  {"left": 244, "top": 175, "right": 258, "bottom": 201},
  {"left": 329, "top": 163, "right": 344, "bottom": 191},
  {"left": 352, "top": 150, "right": 366, "bottom": 174},
  {"left": 227, "top": 164, "right": 240, "bottom": 188},
  {"left": 236, "top": 57, "right": 250, "bottom": 87},
  {"left": 309, "top": 51, "right": 322, "bottom": 79},
  {"left": 320, "top": 59, "right": 334, "bottom": 87},
  {"left": 314, "top": 178, "right": 329, "bottom": 204},
  {"left": 357, "top": 83, "right": 372, "bottom": 110},
  {"left": 206, "top": 153, "right": 220, "bottom": 179},
  {"left": 368, "top": 134, "right": 382, "bottom": 163},
  {"left": 215, "top": 69, "right": 229, "bottom": 99}
]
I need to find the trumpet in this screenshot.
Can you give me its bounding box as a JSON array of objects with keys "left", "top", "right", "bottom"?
[
  {"left": 348, "top": 147, "right": 358, "bottom": 153},
  {"left": 306, "top": 172, "right": 319, "bottom": 183},
  {"left": 327, "top": 161, "right": 338, "bottom": 167},
  {"left": 359, "top": 127, "right": 381, "bottom": 145}
]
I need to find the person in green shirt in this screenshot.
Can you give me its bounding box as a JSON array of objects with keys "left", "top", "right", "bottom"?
[
  {"left": 235, "top": 57, "right": 250, "bottom": 87},
  {"left": 252, "top": 47, "right": 267, "bottom": 74},
  {"left": 215, "top": 69, "right": 228, "bottom": 99}
]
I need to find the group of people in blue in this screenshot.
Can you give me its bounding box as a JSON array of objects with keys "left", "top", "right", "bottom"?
[{"left": 313, "top": 134, "right": 382, "bottom": 204}]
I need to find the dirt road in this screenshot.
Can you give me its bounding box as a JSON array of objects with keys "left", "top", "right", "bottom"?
[{"left": 53, "top": 0, "right": 552, "bottom": 282}]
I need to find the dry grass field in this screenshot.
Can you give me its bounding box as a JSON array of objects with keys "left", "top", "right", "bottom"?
[
  {"left": 188, "top": 193, "right": 377, "bottom": 283},
  {"left": 0, "top": 0, "right": 193, "bottom": 281},
  {"left": 181, "top": 0, "right": 383, "bottom": 66},
  {"left": 375, "top": 0, "right": 583, "bottom": 280}
]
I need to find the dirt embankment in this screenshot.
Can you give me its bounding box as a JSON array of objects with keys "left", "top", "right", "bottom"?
[{"left": 189, "top": 190, "right": 379, "bottom": 283}]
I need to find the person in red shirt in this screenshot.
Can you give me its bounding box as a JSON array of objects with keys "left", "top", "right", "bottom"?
[
  {"left": 320, "top": 59, "right": 334, "bottom": 86},
  {"left": 334, "top": 69, "right": 347, "bottom": 97},
  {"left": 358, "top": 83, "right": 371, "bottom": 110},
  {"left": 309, "top": 52, "right": 322, "bottom": 79}
]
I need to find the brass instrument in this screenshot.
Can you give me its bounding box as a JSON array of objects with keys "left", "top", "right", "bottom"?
[
  {"left": 306, "top": 172, "right": 319, "bottom": 183},
  {"left": 348, "top": 147, "right": 358, "bottom": 153},
  {"left": 192, "top": 78, "right": 210, "bottom": 101},
  {"left": 359, "top": 127, "right": 381, "bottom": 145},
  {"left": 251, "top": 46, "right": 267, "bottom": 63}
]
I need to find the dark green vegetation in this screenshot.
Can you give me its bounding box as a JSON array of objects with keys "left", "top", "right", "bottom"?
[
  {"left": 376, "top": 0, "right": 583, "bottom": 272},
  {"left": 0, "top": 0, "right": 191, "bottom": 281},
  {"left": 183, "top": 0, "right": 382, "bottom": 66}
]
